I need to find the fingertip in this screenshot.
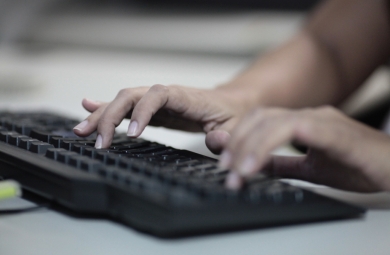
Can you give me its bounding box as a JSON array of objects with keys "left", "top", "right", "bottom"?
[
  {"left": 206, "top": 130, "right": 231, "bottom": 154},
  {"left": 82, "top": 98, "right": 102, "bottom": 112},
  {"left": 127, "top": 120, "right": 139, "bottom": 137},
  {"left": 225, "top": 172, "right": 243, "bottom": 190},
  {"left": 94, "top": 133, "right": 113, "bottom": 149},
  {"left": 237, "top": 155, "right": 257, "bottom": 176},
  {"left": 95, "top": 134, "right": 103, "bottom": 149},
  {"left": 73, "top": 119, "right": 96, "bottom": 137},
  {"left": 73, "top": 120, "right": 88, "bottom": 132},
  {"left": 218, "top": 150, "right": 232, "bottom": 169}
]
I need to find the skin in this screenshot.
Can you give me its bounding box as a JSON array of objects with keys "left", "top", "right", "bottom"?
[
  {"left": 74, "top": 0, "right": 390, "bottom": 192},
  {"left": 220, "top": 106, "right": 390, "bottom": 192}
]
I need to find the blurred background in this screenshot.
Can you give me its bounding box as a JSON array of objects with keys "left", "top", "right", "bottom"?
[
  {"left": 0, "top": 0, "right": 389, "bottom": 156},
  {"left": 0, "top": 0, "right": 317, "bottom": 52}
]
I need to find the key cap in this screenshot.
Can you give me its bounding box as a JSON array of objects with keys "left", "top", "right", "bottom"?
[
  {"left": 45, "top": 148, "right": 68, "bottom": 160},
  {"left": 30, "top": 129, "right": 60, "bottom": 143},
  {"left": 68, "top": 155, "right": 86, "bottom": 168},
  {"left": 59, "top": 140, "right": 80, "bottom": 150},
  {"left": 110, "top": 141, "right": 151, "bottom": 150},
  {"left": 95, "top": 151, "right": 121, "bottom": 163},
  {"left": 124, "top": 144, "right": 166, "bottom": 154},
  {"left": 8, "top": 134, "right": 29, "bottom": 146},
  {"left": 14, "top": 122, "right": 42, "bottom": 136},
  {"left": 83, "top": 148, "right": 111, "bottom": 158},
  {"left": 194, "top": 168, "right": 228, "bottom": 178},
  {"left": 264, "top": 182, "right": 286, "bottom": 203},
  {"left": 0, "top": 118, "right": 15, "bottom": 131},
  {"left": 193, "top": 163, "right": 216, "bottom": 173},
  {"left": 18, "top": 138, "right": 40, "bottom": 150},
  {"left": 57, "top": 151, "right": 79, "bottom": 164},
  {"left": 71, "top": 144, "right": 92, "bottom": 154},
  {"left": 0, "top": 131, "right": 20, "bottom": 143},
  {"left": 79, "top": 158, "right": 105, "bottom": 173},
  {"left": 28, "top": 142, "right": 55, "bottom": 155}
]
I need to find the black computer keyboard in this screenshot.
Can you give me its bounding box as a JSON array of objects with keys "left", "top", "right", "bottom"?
[{"left": 0, "top": 110, "right": 364, "bottom": 237}]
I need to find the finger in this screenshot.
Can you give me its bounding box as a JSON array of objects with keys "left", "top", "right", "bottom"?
[
  {"left": 73, "top": 102, "right": 109, "bottom": 137},
  {"left": 293, "top": 106, "right": 349, "bottom": 155},
  {"left": 218, "top": 109, "right": 265, "bottom": 169},
  {"left": 128, "top": 84, "right": 191, "bottom": 137},
  {"left": 219, "top": 108, "right": 287, "bottom": 171},
  {"left": 96, "top": 87, "right": 147, "bottom": 148},
  {"left": 225, "top": 172, "right": 244, "bottom": 190},
  {"left": 82, "top": 98, "right": 104, "bottom": 113},
  {"left": 262, "top": 155, "right": 307, "bottom": 179},
  {"left": 225, "top": 155, "right": 306, "bottom": 190},
  {"left": 205, "top": 130, "right": 231, "bottom": 154},
  {"left": 230, "top": 115, "right": 295, "bottom": 177}
]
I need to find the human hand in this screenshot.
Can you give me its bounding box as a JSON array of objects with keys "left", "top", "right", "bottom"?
[
  {"left": 73, "top": 85, "right": 246, "bottom": 152},
  {"left": 219, "top": 106, "right": 390, "bottom": 192}
]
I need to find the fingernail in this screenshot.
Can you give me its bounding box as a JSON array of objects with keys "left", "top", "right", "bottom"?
[
  {"left": 95, "top": 134, "right": 103, "bottom": 149},
  {"left": 73, "top": 120, "right": 88, "bottom": 132},
  {"left": 225, "top": 172, "right": 242, "bottom": 190},
  {"left": 84, "top": 98, "right": 100, "bottom": 104},
  {"left": 127, "top": 121, "right": 138, "bottom": 137},
  {"left": 219, "top": 150, "right": 232, "bottom": 169},
  {"left": 238, "top": 155, "right": 257, "bottom": 176}
]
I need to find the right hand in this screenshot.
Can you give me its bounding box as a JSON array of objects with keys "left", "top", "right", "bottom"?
[{"left": 73, "top": 84, "right": 246, "bottom": 153}]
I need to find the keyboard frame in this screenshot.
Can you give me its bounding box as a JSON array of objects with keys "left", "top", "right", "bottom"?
[{"left": 0, "top": 136, "right": 366, "bottom": 237}]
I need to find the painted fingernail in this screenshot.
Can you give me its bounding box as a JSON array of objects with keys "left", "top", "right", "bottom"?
[
  {"left": 127, "top": 121, "right": 139, "bottom": 137},
  {"left": 73, "top": 120, "right": 88, "bottom": 132},
  {"left": 219, "top": 150, "right": 232, "bottom": 169},
  {"left": 238, "top": 155, "right": 256, "bottom": 176},
  {"left": 95, "top": 134, "right": 103, "bottom": 149},
  {"left": 225, "top": 172, "right": 242, "bottom": 190}
]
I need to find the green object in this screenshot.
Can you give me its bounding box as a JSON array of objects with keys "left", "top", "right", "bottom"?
[{"left": 0, "top": 180, "right": 22, "bottom": 201}]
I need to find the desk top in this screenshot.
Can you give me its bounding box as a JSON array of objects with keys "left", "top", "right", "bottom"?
[
  {"left": 0, "top": 47, "right": 389, "bottom": 255},
  {"left": 1, "top": 191, "right": 390, "bottom": 255}
]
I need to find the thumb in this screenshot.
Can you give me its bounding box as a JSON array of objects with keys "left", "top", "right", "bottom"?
[{"left": 205, "top": 130, "right": 231, "bottom": 154}]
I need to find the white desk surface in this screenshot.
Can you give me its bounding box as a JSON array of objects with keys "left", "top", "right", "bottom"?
[{"left": 0, "top": 47, "right": 390, "bottom": 255}]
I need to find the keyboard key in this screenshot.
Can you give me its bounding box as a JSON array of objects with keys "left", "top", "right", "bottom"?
[
  {"left": 0, "top": 110, "right": 365, "bottom": 237},
  {"left": 45, "top": 148, "right": 68, "bottom": 160},
  {"left": 28, "top": 142, "right": 55, "bottom": 154},
  {"left": 57, "top": 151, "right": 79, "bottom": 164},
  {"left": 18, "top": 138, "right": 40, "bottom": 150},
  {"left": 71, "top": 144, "right": 92, "bottom": 154},
  {"left": 0, "top": 131, "right": 20, "bottom": 143},
  {"left": 30, "top": 130, "right": 60, "bottom": 143},
  {"left": 8, "top": 134, "right": 29, "bottom": 146}
]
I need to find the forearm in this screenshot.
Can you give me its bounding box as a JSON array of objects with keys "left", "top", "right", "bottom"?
[
  {"left": 217, "top": 0, "right": 390, "bottom": 110},
  {"left": 216, "top": 31, "right": 342, "bottom": 109}
]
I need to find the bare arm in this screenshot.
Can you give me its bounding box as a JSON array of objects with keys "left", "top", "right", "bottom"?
[
  {"left": 74, "top": 0, "right": 390, "bottom": 155},
  {"left": 218, "top": 0, "right": 390, "bottom": 192},
  {"left": 217, "top": 0, "right": 390, "bottom": 109}
]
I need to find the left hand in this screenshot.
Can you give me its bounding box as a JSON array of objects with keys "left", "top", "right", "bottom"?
[{"left": 219, "top": 106, "right": 390, "bottom": 192}]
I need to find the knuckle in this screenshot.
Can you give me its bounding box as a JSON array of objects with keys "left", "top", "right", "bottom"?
[
  {"left": 299, "top": 118, "right": 315, "bottom": 132},
  {"left": 98, "top": 116, "right": 117, "bottom": 129},
  {"left": 294, "top": 118, "right": 316, "bottom": 139},
  {"left": 149, "top": 84, "right": 169, "bottom": 94},
  {"left": 298, "top": 107, "right": 316, "bottom": 116},
  {"left": 117, "top": 88, "right": 132, "bottom": 98},
  {"left": 248, "top": 107, "right": 264, "bottom": 119},
  {"left": 317, "top": 105, "right": 337, "bottom": 115}
]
